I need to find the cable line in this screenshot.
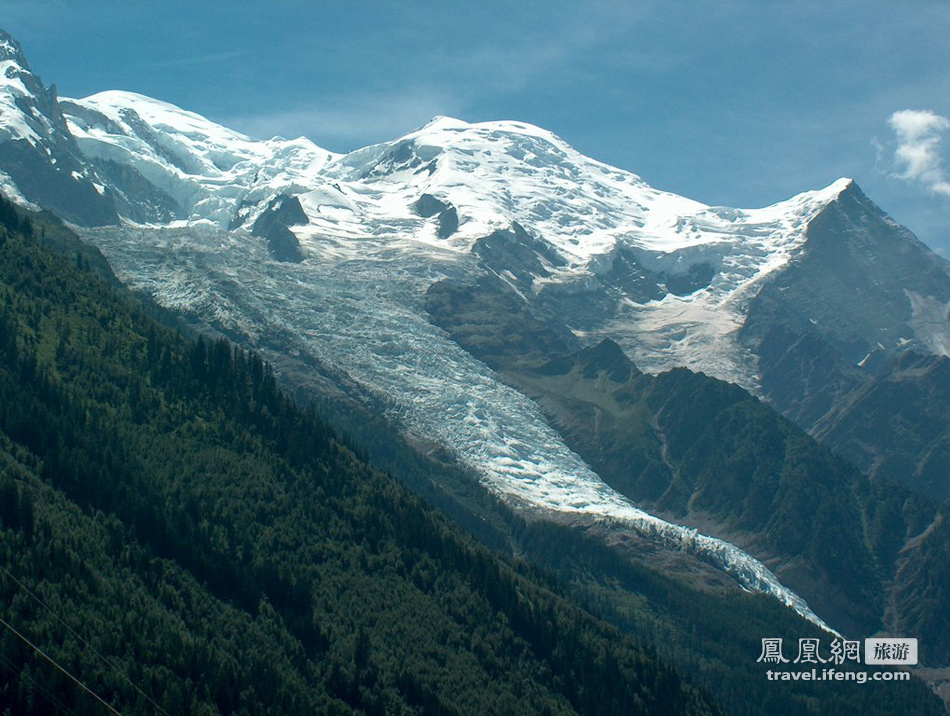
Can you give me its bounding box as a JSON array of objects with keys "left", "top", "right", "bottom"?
[
  {"left": 0, "top": 562, "right": 170, "bottom": 715},
  {"left": 0, "top": 651, "right": 80, "bottom": 715},
  {"left": 0, "top": 613, "right": 123, "bottom": 716}
]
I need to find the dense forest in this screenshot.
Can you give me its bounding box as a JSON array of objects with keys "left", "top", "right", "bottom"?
[{"left": 0, "top": 197, "right": 723, "bottom": 714}]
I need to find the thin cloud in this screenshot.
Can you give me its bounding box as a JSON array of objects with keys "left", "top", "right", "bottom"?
[
  {"left": 220, "top": 2, "right": 655, "bottom": 151},
  {"left": 139, "top": 50, "right": 254, "bottom": 70},
  {"left": 888, "top": 109, "right": 950, "bottom": 196},
  {"left": 221, "top": 89, "right": 464, "bottom": 151}
]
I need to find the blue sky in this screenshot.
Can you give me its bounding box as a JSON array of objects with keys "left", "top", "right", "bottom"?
[{"left": 3, "top": 0, "right": 949, "bottom": 253}]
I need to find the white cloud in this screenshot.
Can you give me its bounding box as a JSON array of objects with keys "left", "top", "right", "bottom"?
[{"left": 888, "top": 109, "right": 950, "bottom": 196}]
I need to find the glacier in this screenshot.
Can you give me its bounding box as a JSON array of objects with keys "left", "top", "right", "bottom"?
[
  {"left": 0, "top": 59, "right": 856, "bottom": 632},
  {"left": 81, "top": 219, "right": 836, "bottom": 634}
]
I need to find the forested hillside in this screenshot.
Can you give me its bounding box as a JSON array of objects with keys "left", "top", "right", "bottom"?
[{"left": 0, "top": 198, "right": 719, "bottom": 715}]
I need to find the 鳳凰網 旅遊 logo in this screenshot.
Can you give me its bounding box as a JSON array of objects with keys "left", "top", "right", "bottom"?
[
  {"left": 757, "top": 636, "right": 918, "bottom": 666},
  {"left": 756, "top": 636, "right": 916, "bottom": 684}
]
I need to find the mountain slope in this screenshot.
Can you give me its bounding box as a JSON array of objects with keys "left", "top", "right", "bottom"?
[
  {"left": 735, "top": 183, "right": 950, "bottom": 502},
  {"left": 811, "top": 351, "right": 950, "bottom": 501},
  {"left": 0, "top": 200, "right": 728, "bottom": 715},
  {"left": 741, "top": 182, "right": 950, "bottom": 421},
  {"left": 0, "top": 31, "right": 915, "bottom": 615},
  {"left": 6, "top": 191, "right": 947, "bottom": 716},
  {"left": 426, "top": 274, "right": 950, "bottom": 667}
]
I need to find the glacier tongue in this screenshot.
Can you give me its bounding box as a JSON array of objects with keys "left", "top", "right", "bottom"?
[{"left": 79, "top": 220, "right": 837, "bottom": 634}]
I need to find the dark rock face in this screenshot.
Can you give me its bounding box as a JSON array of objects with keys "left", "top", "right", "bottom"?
[
  {"left": 437, "top": 206, "right": 458, "bottom": 239},
  {"left": 413, "top": 193, "right": 448, "bottom": 218},
  {"left": 0, "top": 140, "right": 118, "bottom": 226},
  {"left": 813, "top": 352, "right": 950, "bottom": 501},
  {"left": 597, "top": 246, "right": 667, "bottom": 303},
  {"left": 740, "top": 182, "right": 950, "bottom": 502},
  {"left": 413, "top": 193, "right": 459, "bottom": 239},
  {"left": 665, "top": 261, "right": 716, "bottom": 296},
  {"left": 87, "top": 157, "right": 181, "bottom": 224},
  {"left": 424, "top": 275, "right": 578, "bottom": 371},
  {"left": 745, "top": 312, "right": 866, "bottom": 429},
  {"left": 251, "top": 195, "right": 307, "bottom": 262},
  {"left": 577, "top": 338, "right": 639, "bottom": 382},
  {"left": 531, "top": 245, "right": 717, "bottom": 335},
  {"left": 0, "top": 33, "right": 119, "bottom": 226},
  {"left": 471, "top": 221, "right": 567, "bottom": 289},
  {"left": 361, "top": 139, "right": 436, "bottom": 179},
  {"left": 266, "top": 194, "right": 308, "bottom": 227}
]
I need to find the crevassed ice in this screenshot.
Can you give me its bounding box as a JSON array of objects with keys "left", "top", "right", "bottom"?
[
  {"left": 80, "top": 222, "right": 837, "bottom": 634},
  {"left": 55, "top": 95, "right": 850, "bottom": 632}
]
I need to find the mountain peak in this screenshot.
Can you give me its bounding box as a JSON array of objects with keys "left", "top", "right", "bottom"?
[
  {"left": 419, "top": 115, "right": 469, "bottom": 131},
  {"left": 797, "top": 177, "right": 854, "bottom": 209},
  {"left": 76, "top": 90, "right": 257, "bottom": 143},
  {"left": 578, "top": 338, "right": 640, "bottom": 382},
  {"left": 0, "top": 29, "right": 30, "bottom": 70},
  {"left": 826, "top": 176, "right": 855, "bottom": 197},
  {"left": 409, "top": 114, "right": 567, "bottom": 147},
  {"left": 0, "top": 29, "right": 120, "bottom": 225}
]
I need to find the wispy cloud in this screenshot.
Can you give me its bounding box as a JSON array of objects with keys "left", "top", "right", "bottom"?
[
  {"left": 221, "top": 89, "right": 464, "bottom": 151},
  {"left": 887, "top": 109, "right": 950, "bottom": 196},
  {"left": 218, "top": 2, "right": 658, "bottom": 150},
  {"left": 139, "top": 50, "right": 253, "bottom": 70},
  {"left": 218, "top": 5, "right": 654, "bottom": 150}
]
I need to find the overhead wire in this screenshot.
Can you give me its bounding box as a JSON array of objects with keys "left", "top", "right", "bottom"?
[
  {"left": 0, "top": 562, "right": 169, "bottom": 715},
  {"left": 0, "top": 613, "right": 122, "bottom": 716},
  {"left": 0, "top": 651, "right": 80, "bottom": 715}
]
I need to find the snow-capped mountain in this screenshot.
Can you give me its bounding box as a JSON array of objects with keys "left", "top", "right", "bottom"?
[
  {"left": 0, "top": 31, "right": 116, "bottom": 225},
  {"left": 4, "top": 29, "right": 950, "bottom": 643},
  {"left": 4, "top": 29, "right": 947, "bottom": 398},
  {"left": 38, "top": 77, "right": 947, "bottom": 388},
  {"left": 63, "top": 90, "right": 338, "bottom": 226},
  {"left": 58, "top": 85, "right": 891, "bottom": 390}
]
